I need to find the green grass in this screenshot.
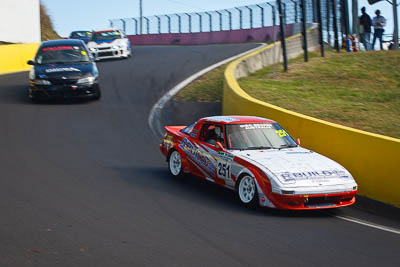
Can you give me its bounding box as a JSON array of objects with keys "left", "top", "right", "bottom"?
[
  {"left": 239, "top": 51, "right": 400, "bottom": 139},
  {"left": 174, "top": 64, "right": 226, "bottom": 102},
  {"left": 175, "top": 50, "right": 400, "bottom": 139}
]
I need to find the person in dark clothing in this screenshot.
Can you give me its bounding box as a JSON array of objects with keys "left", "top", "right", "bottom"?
[{"left": 359, "top": 7, "right": 372, "bottom": 51}]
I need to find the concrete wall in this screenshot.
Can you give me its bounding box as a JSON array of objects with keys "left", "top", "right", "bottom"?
[
  {"left": 0, "top": 0, "right": 41, "bottom": 43},
  {"left": 0, "top": 43, "right": 39, "bottom": 75},
  {"left": 223, "top": 29, "right": 400, "bottom": 208},
  {"left": 128, "top": 25, "right": 297, "bottom": 46},
  {"left": 234, "top": 29, "right": 319, "bottom": 78}
]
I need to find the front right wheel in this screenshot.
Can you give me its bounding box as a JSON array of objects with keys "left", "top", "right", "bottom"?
[{"left": 168, "top": 150, "right": 183, "bottom": 177}]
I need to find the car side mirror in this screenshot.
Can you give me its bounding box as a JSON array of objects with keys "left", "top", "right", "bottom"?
[
  {"left": 215, "top": 142, "right": 224, "bottom": 151},
  {"left": 296, "top": 138, "right": 301, "bottom": 145},
  {"left": 27, "top": 60, "right": 35, "bottom": 65}
]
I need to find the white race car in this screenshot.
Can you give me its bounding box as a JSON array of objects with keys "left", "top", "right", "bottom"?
[
  {"left": 160, "top": 116, "right": 358, "bottom": 210},
  {"left": 87, "top": 29, "right": 132, "bottom": 60}
]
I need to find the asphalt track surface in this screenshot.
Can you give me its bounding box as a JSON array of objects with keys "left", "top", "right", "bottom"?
[{"left": 0, "top": 44, "right": 399, "bottom": 267}]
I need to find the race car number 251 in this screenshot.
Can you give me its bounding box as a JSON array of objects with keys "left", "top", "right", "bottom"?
[{"left": 217, "top": 162, "right": 231, "bottom": 179}]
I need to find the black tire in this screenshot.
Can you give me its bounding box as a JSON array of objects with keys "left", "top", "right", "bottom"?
[
  {"left": 168, "top": 150, "right": 183, "bottom": 177},
  {"left": 236, "top": 175, "right": 259, "bottom": 206},
  {"left": 29, "top": 93, "right": 39, "bottom": 103},
  {"left": 93, "top": 87, "right": 101, "bottom": 100}
]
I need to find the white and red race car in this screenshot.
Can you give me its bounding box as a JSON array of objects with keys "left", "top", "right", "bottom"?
[
  {"left": 160, "top": 116, "right": 358, "bottom": 210},
  {"left": 87, "top": 29, "right": 131, "bottom": 60}
]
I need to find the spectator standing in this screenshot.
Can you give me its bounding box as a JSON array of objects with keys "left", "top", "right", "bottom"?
[
  {"left": 359, "top": 7, "right": 372, "bottom": 51},
  {"left": 372, "top": 9, "right": 386, "bottom": 50}
]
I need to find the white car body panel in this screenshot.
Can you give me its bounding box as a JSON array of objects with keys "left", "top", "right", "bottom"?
[{"left": 230, "top": 147, "right": 357, "bottom": 195}]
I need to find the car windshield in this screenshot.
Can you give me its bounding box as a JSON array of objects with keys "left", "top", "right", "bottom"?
[
  {"left": 35, "top": 45, "right": 90, "bottom": 64},
  {"left": 92, "top": 31, "right": 121, "bottom": 41},
  {"left": 70, "top": 31, "right": 92, "bottom": 38},
  {"left": 226, "top": 123, "right": 298, "bottom": 150}
]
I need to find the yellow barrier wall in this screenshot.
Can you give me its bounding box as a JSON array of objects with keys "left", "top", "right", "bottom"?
[
  {"left": 0, "top": 43, "right": 40, "bottom": 75},
  {"left": 223, "top": 42, "right": 400, "bottom": 208}
]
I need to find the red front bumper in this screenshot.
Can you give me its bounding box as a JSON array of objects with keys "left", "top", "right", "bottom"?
[{"left": 269, "top": 190, "right": 358, "bottom": 210}]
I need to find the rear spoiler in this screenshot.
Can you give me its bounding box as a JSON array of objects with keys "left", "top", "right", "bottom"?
[{"left": 164, "top": 126, "right": 186, "bottom": 134}]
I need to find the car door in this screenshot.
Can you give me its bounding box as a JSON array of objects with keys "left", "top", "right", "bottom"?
[{"left": 197, "top": 123, "right": 235, "bottom": 187}]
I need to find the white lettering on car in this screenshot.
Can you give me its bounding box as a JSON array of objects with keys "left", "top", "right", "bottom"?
[{"left": 45, "top": 67, "right": 81, "bottom": 73}]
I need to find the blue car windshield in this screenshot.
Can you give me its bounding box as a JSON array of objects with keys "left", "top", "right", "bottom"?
[
  {"left": 93, "top": 31, "right": 121, "bottom": 41},
  {"left": 35, "top": 45, "right": 90, "bottom": 64},
  {"left": 226, "top": 123, "right": 298, "bottom": 150},
  {"left": 70, "top": 31, "right": 92, "bottom": 38}
]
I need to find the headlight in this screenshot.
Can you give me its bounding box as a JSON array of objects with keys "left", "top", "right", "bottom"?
[
  {"left": 34, "top": 79, "right": 51, "bottom": 85},
  {"left": 112, "top": 45, "right": 121, "bottom": 50},
  {"left": 89, "top": 47, "right": 97, "bottom": 52},
  {"left": 281, "top": 190, "right": 295, "bottom": 195},
  {"left": 29, "top": 68, "right": 35, "bottom": 80},
  {"left": 77, "top": 76, "right": 95, "bottom": 84}
]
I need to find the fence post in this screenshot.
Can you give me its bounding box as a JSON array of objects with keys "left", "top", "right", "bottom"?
[
  {"left": 195, "top": 13, "right": 202, "bottom": 32},
  {"left": 216, "top": 11, "right": 223, "bottom": 31},
  {"left": 120, "top": 19, "right": 126, "bottom": 33},
  {"left": 144, "top": 17, "right": 149, "bottom": 34},
  {"left": 166, "top": 15, "right": 171, "bottom": 33},
  {"left": 225, "top": 9, "right": 232, "bottom": 30},
  {"left": 132, "top": 18, "right": 138, "bottom": 35},
  {"left": 301, "top": 0, "right": 308, "bottom": 62},
  {"left": 256, "top": 5, "right": 264, "bottom": 27},
  {"left": 176, "top": 14, "right": 182, "bottom": 33},
  {"left": 326, "top": 0, "right": 330, "bottom": 45},
  {"left": 155, "top": 16, "right": 161, "bottom": 34},
  {"left": 283, "top": 3, "right": 287, "bottom": 24},
  {"left": 235, "top": 7, "right": 243, "bottom": 29},
  {"left": 139, "top": 0, "right": 143, "bottom": 34},
  {"left": 277, "top": 0, "right": 288, "bottom": 72},
  {"left": 341, "top": 0, "right": 350, "bottom": 35},
  {"left": 267, "top": 3, "right": 276, "bottom": 26},
  {"left": 312, "top": 0, "right": 317, "bottom": 22},
  {"left": 393, "top": 0, "right": 399, "bottom": 50},
  {"left": 185, "top": 13, "right": 192, "bottom": 33},
  {"left": 332, "top": 0, "right": 340, "bottom": 52},
  {"left": 316, "top": 0, "right": 324, "bottom": 57},
  {"left": 244, "top": 6, "right": 253, "bottom": 29},
  {"left": 205, "top": 12, "right": 212, "bottom": 32},
  {"left": 290, "top": 0, "right": 298, "bottom": 23}
]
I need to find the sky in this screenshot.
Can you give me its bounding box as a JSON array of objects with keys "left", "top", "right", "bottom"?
[{"left": 41, "top": 0, "right": 397, "bottom": 37}]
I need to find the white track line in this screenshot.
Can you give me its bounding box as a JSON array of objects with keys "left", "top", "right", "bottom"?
[
  {"left": 333, "top": 214, "right": 400, "bottom": 235},
  {"left": 148, "top": 43, "right": 267, "bottom": 139}
]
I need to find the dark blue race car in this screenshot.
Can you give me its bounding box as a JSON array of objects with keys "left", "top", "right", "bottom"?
[
  {"left": 69, "top": 31, "right": 92, "bottom": 44},
  {"left": 27, "top": 39, "right": 101, "bottom": 101}
]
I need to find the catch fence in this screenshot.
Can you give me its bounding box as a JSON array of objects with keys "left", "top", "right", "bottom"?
[{"left": 110, "top": 0, "right": 345, "bottom": 46}]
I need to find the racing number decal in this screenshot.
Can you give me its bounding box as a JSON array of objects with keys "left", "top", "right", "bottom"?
[
  {"left": 217, "top": 161, "right": 231, "bottom": 179},
  {"left": 275, "top": 129, "right": 288, "bottom": 137}
]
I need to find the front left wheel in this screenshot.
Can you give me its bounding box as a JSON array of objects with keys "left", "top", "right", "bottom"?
[
  {"left": 92, "top": 87, "right": 101, "bottom": 100},
  {"left": 168, "top": 150, "right": 183, "bottom": 177},
  {"left": 237, "top": 175, "right": 258, "bottom": 206}
]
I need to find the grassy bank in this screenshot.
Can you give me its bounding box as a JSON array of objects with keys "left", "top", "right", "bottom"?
[
  {"left": 239, "top": 51, "right": 400, "bottom": 139},
  {"left": 175, "top": 50, "right": 400, "bottom": 139},
  {"left": 174, "top": 64, "right": 226, "bottom": 102},
  {"left": 40, "top": 3, "right": 61, "bottom": 41}
]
